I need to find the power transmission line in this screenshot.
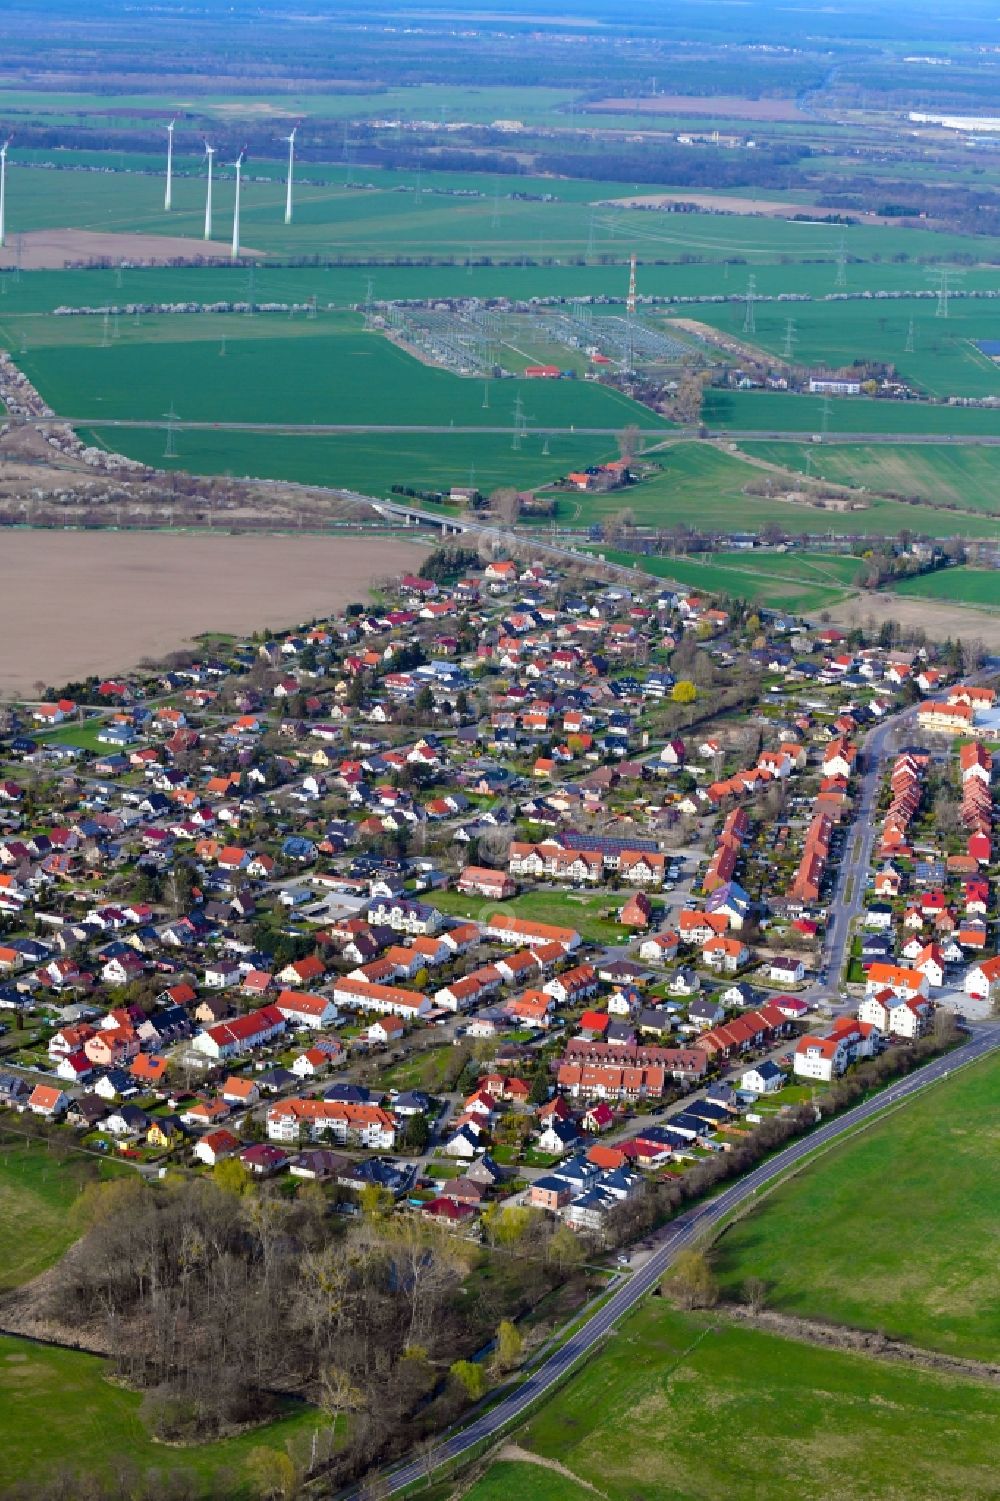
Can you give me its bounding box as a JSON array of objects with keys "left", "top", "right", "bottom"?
[
  {"left": 743, "top": 274, "right": 756, "bottom": 335},
  {"left": 163, "top": 405, "right": 180, "bottom": 460}
]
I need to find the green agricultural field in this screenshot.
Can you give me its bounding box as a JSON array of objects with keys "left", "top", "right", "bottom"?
[
  {"left": 79, "top": 424, "right": 615, "bottom": 501},
  {"left": 10, "top": 315, "right": 657, "bottom": 432},
  {"left": 693, "top": 296, "right": 1000, "bottom": 399},
  {"left": 6, "top": 158, "right": 1000, "bottom": 284},
  {"left": 0, "top": 1137, "right": 127, "bottom": 1291},
  {"left": 592, "top": 546, "right": 858, "bottom": 613},
  {"left": 713, "top": 1055, "right": 1000, "bottom": 1361},
  {"left": 0, "top": 84, "right": 581, "bottom": 130},
  {"left": 890, "top": 567, "right": 1000, "bottom": 608},
  {"left": 738, "top": 439, "right": 1000, "bottom": 515},
  {"left": 4, "top": 254, "right": 1000, "bottom": 320},
  {"left": 455, "top": 1304, "right": 1000, "bottom": 1501},
  {"left": 703, "top": 387, "right": 1000, "bottom": 437},
  {"left": 430, "top": 889, "right": 631, "bottom": 946},
  {"left": 0, "top": 1334, "right": 321, "bottom": 1497}
]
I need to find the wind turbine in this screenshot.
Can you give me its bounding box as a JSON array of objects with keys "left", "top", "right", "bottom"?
[
  {"left": 0, "top": 135, "right": 11, "bottom": 249},
  {"left": 203, "top": 139, "right": 215, "bottom": 241},
  {"left": 164, "top": 119, "right": 176, "bottom": 212},
  {"left": 230, "top": 147, "right": 247, "bottom": 262},
  {"left": 282, "top": 123, "right": 299, "bottom": 225}
]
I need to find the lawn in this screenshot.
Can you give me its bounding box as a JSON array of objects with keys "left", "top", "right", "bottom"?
[
  {"left": 456, "top": 1304, "right": 1000, "bottom": 1501},
  {"left": 889, "top": 567, "right": 1000, "bottom": 609},
  {"left": 0, "top": 1137, "right": 128, "bottom": 1291},
  {"left": 431, "top": 888, "right": 631, "bottom": 946},
  {"left": 593, "top": 545, "right": 861, "bottom": 614},
  {"left": 0, "top": 1334, "right": 322, "bottom": 1497},
  {"left": 739, "top": 440, "right": 1000, "bottom": 515},
  {"left": 33, "top": 718, "right": 119, "bottom": 752},
  {"left": 712, "top": 1054, "right": 1000, "bottom": 1362}
]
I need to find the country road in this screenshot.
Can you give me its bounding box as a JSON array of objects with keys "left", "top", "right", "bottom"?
[{"left": 354, "top": 1023, "right": 999, "bottom": 1498}]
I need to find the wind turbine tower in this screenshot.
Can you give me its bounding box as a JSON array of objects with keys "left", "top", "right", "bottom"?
[
  {"left": 0, "top": 136, "right": 11, "bottom": 250},
  {"left": 283, "top": 124, "right": 298, "bottom": 225},
  {"left": 626, "top": 252, "right": 637, "bottom": 317},
  {"left": 164, "top": 119, "right": 176, "bottom": 212},
  {"left": 231, "top": 148, "right": 247, "bottom": 263},
  {"left": 203, "top": 140, "right": 215, "bottom": 241},
  {"left": 201, "top": 139, "right": 214, "bottom": 241}
]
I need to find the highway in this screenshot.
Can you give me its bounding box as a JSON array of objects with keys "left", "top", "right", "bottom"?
[{"left": 360, "top": 1023, "right": 999, "bottom": 1498}]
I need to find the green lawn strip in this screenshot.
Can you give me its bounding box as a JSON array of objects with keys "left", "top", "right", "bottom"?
[
  {"left": 711, "top": 1055, "right": 1000, "bottom": 1362},
  {"left": 0, "top": 1335, "right": 321, "bottom": 1496},
  {"left": 490, "top": 1303, "right": 1000, "bottom": 1501}
]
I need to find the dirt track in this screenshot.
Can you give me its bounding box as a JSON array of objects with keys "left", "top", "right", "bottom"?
[
  {"left": 0, "top": 228, "right": 265, "bottom": 270},
  {"left": 0, "top": 530, "right": 426, "bottom": 694}
]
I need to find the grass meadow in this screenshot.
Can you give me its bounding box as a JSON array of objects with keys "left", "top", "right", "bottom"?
[
  {"left": 713, "top": 1055, "right": 1000, "bottom": 1361},
  {"left": 563, "top": 442, "right": 1000, "bottom": 539},
  {"left": 739, "top": 440, "right": 1000, "bottom": 514},
  {"left": 430, "top": 889, "right": 633, "bottom": 946},
  {"left": 454, "top": 1303, "right": 1000, "bottom": 1501},
  {"left": 0, "top": 1136, "right": 133, "bottom": 1291},
  {"left": 890, "top": 567, "right": 1000, "bottom": 608},
  {"left": 592, "top": 545, "right": 860, "bottom": 613},
  {"left": 0, "top": 1334, "right": 321, "bottom": 1497}
]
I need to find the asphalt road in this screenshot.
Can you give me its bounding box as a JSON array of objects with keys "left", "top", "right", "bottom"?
[
  {"left": 362, "top": 1021, "right": 999, "bottom": 1497},
  {"left": 808, "top": 706, "right": 916, "bottom": 998}
]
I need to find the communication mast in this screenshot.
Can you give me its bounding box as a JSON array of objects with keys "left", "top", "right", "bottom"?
[{"left": 626, "top": 252, "right": 637, "bottom": 318}]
